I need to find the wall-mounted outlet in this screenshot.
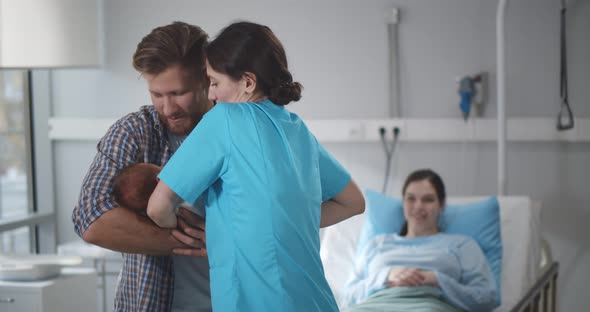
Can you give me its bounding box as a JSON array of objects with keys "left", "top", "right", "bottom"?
[
  {"left": 364, "top": 119, "right": 405, "bottom": 142},
  {"left": 306, "top": 119, "right": 365, "bottom": 142}
]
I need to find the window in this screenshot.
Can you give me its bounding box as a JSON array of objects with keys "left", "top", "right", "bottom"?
[
  {"left": 0, "top": 70, "right": 37, "bottom": 253},
  {"left": 0, "top": 227, "right": 31, "bottom": 253}
]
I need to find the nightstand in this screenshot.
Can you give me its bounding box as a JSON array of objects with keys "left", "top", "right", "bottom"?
[{"left": 0, "top": 267, "right": 97, "bottom": 312}]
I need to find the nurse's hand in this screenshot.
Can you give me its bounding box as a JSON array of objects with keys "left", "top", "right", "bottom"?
[{"left": 171, "top": 207, "right": 207, "bottom": 257}]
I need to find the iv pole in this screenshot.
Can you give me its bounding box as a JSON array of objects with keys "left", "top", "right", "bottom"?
[{"left": 496, "top": 0, "right": 509, "bottom": 196}]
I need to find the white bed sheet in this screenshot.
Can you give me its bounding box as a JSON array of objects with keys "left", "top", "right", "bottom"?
[{"left": 319, "top": 196, "right": 542, "bottom": 312}]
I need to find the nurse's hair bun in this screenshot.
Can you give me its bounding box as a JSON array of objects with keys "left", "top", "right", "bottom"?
[{"left": 269, "top": 79, "right": 303, "bottom": 105}]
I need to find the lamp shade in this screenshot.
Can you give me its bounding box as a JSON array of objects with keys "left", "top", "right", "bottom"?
[{"left": 0, "top": 0, "right": 101, "bottom": 68}]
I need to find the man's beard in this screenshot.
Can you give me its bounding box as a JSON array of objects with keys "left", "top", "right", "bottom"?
[{"left": 159, "top": 112, "right": 202, "bottom": 136}]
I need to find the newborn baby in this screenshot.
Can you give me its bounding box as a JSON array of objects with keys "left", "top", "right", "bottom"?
[
  {"left": 113, "top": 163, "right": 160, "bottom": 213},
  {"left": 113, "top": 163, "right": 204, "bottom": 216}
]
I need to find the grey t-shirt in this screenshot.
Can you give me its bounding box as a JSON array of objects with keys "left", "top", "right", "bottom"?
[
  {"left": 171, "top": 255, "right": 211, "bottom": 312},
  {"left": 168, "top": 133, "right": 211, "bottom": 312}
]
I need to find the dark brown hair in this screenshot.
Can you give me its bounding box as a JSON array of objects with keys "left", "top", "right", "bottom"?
[
  {"left": 113, "top": 163, "right": 161, "bottom": 213},
  {"left": 399, "top": 169, "right": 446, "bottom": 236},
  {"left": 133, "top": 21, "right": 208, "bottom": 87},
  {"left": 206, "top": 21, "right": 302, "bottom": 105}
]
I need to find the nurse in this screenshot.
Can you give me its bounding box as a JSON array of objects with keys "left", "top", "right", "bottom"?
[{"left": 147, "top": 21, "right": 365, "bottom": 312}]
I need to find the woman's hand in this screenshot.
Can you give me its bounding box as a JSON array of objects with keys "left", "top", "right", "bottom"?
[
  {"left": 386, "top": 267, "right": 439, "bottom": 288},
  {"left": 420, "top": 271, "right": 439, "bottom": 288},
  {"left": 386, "top": 267, "right": 425, "bottom": 287}
]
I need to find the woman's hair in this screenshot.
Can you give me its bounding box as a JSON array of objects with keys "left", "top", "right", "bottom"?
[
  {"left": 132, "top": 21, "right": 209, "bottom": 88},
  {"left": 206, "top": 21, "right": 302, "bottom": 106},
  {"left": 399, "top": 169, "right": 446, "bottom": 236}
]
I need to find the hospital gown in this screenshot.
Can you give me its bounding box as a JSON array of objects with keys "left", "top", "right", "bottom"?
[
  {"left": 159, "top": 99, "right": 348, "bottom": 312},
  {"left": 343, "top": 233, "right": 498, "bottom": 312}
]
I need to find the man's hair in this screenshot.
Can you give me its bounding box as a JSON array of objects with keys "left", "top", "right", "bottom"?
[{"left": 132, "top": 21, "right": 208, "bottom": 85}]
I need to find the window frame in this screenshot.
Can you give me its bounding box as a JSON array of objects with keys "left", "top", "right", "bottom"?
[{"left": 0, "top": 70, "right": 56, "bottom": 253}]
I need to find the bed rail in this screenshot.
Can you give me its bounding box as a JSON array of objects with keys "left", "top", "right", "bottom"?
[{"left": 509, "top": 262, "right": 559, "bottom": 312}]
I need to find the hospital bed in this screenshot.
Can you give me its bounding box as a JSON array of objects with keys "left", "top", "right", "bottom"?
[{"left": 320, "top": 195, "right": 559, "bottom": 312}]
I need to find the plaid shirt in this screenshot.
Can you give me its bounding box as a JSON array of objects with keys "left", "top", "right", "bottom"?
[{"left": 72, "top": 105, "right": 177, "bottom": 311}]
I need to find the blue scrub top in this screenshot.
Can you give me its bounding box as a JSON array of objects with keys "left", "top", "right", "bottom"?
[{"left": 159, "top": 99, "right": 350, "bottom": 312}]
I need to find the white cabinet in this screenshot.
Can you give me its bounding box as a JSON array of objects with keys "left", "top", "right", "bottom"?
[{"left": 0, "top": 268, "right": 97, "bottom": 312}]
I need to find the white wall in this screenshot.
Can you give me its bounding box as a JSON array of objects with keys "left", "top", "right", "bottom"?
[{"left": 47, "top": 0, "right": 589, "bottom": 311}]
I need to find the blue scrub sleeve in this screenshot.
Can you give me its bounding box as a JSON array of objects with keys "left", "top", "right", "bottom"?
[
  {"left": 158, "top": 105, "right": 229, "bottom": 205},
  {"left": 317, "top": 141, "right": 351, "bottom": 201}
]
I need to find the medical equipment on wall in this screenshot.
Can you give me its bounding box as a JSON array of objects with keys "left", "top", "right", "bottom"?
[
  {"left": 379, "top": 126, "right": 401, "bottom": 194},
  {"left": 557, "top": 0, "right": 574, "bottom": 131},
  {"left": 457, "top": 72, "right": 488, "bottom": 121},
  {"left": 380, "top": 7, "right": 402, "bottom": 194},
  {"left": 388, "top": 8, "right": 401, "bottom": 118}
]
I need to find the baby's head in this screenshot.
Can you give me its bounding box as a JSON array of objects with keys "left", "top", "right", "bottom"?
[{"left": 113, "top": 163, "right": 161, "bottom": 213}]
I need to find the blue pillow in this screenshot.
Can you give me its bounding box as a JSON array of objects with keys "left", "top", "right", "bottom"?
[
  {"left": 357, "top": 191, "right": 403, "bottom": 250},
  {"left": 359, "top": 189, "right": 502, "bottom": 302}
]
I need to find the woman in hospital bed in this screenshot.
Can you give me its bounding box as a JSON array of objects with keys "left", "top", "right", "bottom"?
[{"left": 343, "top": 169, "right": 499, "bottom": 312}]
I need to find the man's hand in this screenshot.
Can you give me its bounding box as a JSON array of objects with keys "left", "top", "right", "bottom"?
[
  {"left": 171, "top": 207, "right": 207, "bottom": 257},
  {"left": 386, "top": 267, "right": 426, "bottom": 288}
]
